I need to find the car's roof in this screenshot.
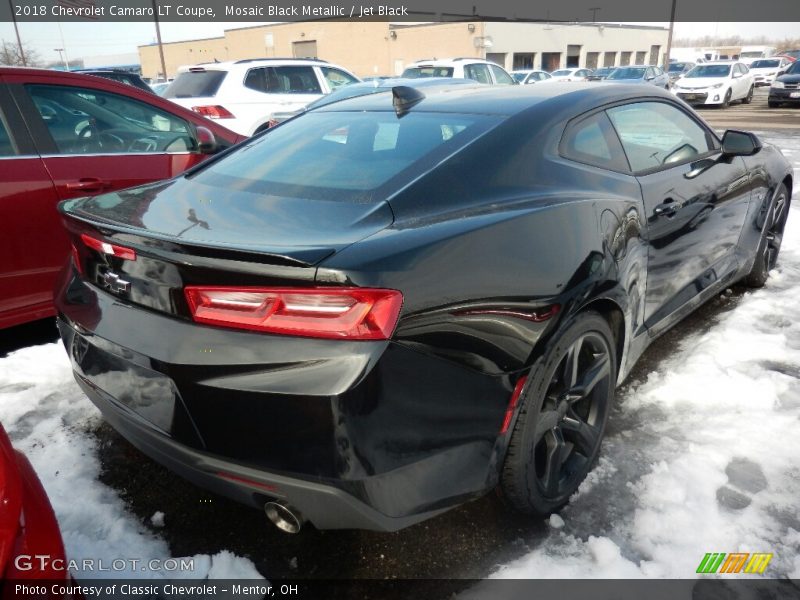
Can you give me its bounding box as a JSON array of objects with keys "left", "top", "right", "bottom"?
[
  {"left": 695, "top": 61, "right": 737, "bottom": 66},
  {"left": 316, "top": 81, "right": 673, "bottom": 117},
  {"left": 406, "top": 57, "right": 495, "bottom": 67},
  {"left": 175, "top": 58, "right": 332, "bottom": 72}
]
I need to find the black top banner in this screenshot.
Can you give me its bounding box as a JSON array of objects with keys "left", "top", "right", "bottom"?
[{"left": 1, "top": 0, "right": 800, "bottom": 22}]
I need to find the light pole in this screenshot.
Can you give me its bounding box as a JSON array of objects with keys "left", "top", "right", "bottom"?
[
  {"left": 54, "top": 48, "right": 68, "bottom": 70},
  {"left": 8, "top": 0, "right": 26, "bottom": 66},
  {"left": 664, "top": 0, "right": 677, "bottom": 70},
  {"left": 152, "top": 0, "right": 168, "bottom": 81}
]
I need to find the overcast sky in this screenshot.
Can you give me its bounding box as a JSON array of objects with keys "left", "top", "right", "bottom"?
[{"left": 1, "top": 21, "right": 798, "bottom": 64}]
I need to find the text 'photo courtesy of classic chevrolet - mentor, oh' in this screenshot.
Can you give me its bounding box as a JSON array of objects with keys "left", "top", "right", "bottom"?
[{"left": 55, "top": 83, "right": 791, "bottom": 533}]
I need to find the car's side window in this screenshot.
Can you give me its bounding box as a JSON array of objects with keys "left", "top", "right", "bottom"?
[
  {"left": 0, "top": 113, "right": 17, "bottom": 156},
  {"left": 320, "top": 67, "right": 358, "bottom": 90},
  {"left": 26, "top": 84, "right": 194, "bottom": 155},
  {"left": 607, "top": 101, "right": 714, "bottom": 172},
  {"left": 245, "top": 66, "right": 322, "bottom": 94},
  {"left": 489, "top": 65, "right": 515, "bottom": 85},
  {"left": 560, "top": 111, "right": 630, "bottom": 172},
  {"left": 464, "top": 64, "right": 491, "bottom": 84}
]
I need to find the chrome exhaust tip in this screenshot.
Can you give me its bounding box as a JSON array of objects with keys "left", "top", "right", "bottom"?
[{"left": 264, "top": 501, "right": 303, "bottom": 534}]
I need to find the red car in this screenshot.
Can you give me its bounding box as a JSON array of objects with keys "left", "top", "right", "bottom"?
[
  {"left": 0, "top": 424, "right": 68, "bottom": 584},
  {"left": 0, "top": 68, "right": 244, "bottom": 330}
]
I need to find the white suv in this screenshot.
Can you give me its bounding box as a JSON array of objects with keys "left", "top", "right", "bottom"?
[
  {"left": 401, "top": 58, "right": 516, "bottom": 85},
  {"left": 164, "top": 58, "right": 360, "bottom": 136}
]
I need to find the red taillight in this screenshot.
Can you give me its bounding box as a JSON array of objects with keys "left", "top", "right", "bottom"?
[
  {"left": 184, "top": 287, "right": 403, "bottom": 340},
  {"left": 500, "top": 376, "right": 528, "bottom": 434},
  {"left": 192, "top": 105, "right": 234, "bottom": 119},
  {"left": 80, "top": 234, "right": 136, "bottom": 261}
]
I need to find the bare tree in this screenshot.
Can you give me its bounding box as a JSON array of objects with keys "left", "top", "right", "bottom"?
[{"left": 0, "top": 39, "right": 41, "bottom": 67}]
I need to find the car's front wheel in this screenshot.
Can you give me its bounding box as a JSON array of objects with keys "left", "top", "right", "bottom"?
[
  {"left": 768, "top": 100, "right": 780, "bottom": 108},
  {"left": 743, "top": 183, "right": 790, "bottom": 288},
  {"left": 500, "top": 312, "right": 616, "bottom": 516},
  {"left": 721, "top": 88, "right": 733, "bottom": 108},
  {"left": 742, "top": 85, "right": 754, "bottom": 104}
]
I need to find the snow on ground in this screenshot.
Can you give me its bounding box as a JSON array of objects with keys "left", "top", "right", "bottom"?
[
  {"left": 0, "top": 346, "right": 263, "bottom": 581},
  {"left": 491, "top": 133, "right": 800, "bottom": 580}
]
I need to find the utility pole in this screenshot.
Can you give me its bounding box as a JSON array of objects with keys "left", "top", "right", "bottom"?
[
  {"left": 152, "top": 0, "right": 168, "bottom": 81},
  {"left": 54, "top": 48, "right": 68, "bottom": 70},
  {"left": 664, "top": 0, "right": 677, "bottom": 70},
  {"left": 8, "top": 0, "right": 27, "bottom": 66}
]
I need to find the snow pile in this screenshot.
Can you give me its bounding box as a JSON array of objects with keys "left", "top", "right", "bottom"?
[
  {"left": 492, "top": 140, "right": 800, "bottom": 580},
  {"left": 0, "top": 344, "right": 263, "bottom": 581}
]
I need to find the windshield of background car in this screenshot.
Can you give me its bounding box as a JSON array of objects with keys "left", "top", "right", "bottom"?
[
  {"left": 751, "top": 59, "right": 781, "bottom": 68},
  {"left": 512, "top": 72, "right": 528, "bottom": 82},
  {"left": 401, "top": 67, "right": 454, "bottom": 78},
  {"left": 607, "top": 67, "right": 646, "bottom": 79},
  {"left": 685, "top": 65, "right": 731, "bottom": 78},
  {"left": 668, "top": 63, "right": 690, "bottom": 72},
  {"left": 739, "top": 51, "right": 764, "bottom": 58},
  {"left": 190, "top": 110, "right": 498, "bottom": 199},
  {"left": 165, "top": 70, "right": 227, "bottom": 98},
  {"left": 551, "top": 70, "right": 572, "bottom": 76},
  {"left": 785, "top": 61, "right": 800, "bottom": 75}
]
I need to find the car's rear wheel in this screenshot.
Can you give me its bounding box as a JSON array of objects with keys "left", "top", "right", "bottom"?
[
  {"left": 743, "top": 183, "right": 789, "bottom": 288},
  {"left": 500, "top": 312, "right": 616, "bottom": 516},
  {"left": 721, "top": 88, "right": 732, "bottom": 108},
  {"left": 742, "top": 85, "right": 754, "bottom": 104}
]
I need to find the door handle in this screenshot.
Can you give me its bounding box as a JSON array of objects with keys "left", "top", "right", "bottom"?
[
  {"left": 65, "top": 178, "right": 111, "bottom": 193},
  {"left": 654, "top": 200, "right": 680, "bottom": 217}
]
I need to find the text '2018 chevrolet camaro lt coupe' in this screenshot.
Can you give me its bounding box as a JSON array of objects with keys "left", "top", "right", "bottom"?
[{"left": 56, "top": 83, "right": 792, "bottom": 532}]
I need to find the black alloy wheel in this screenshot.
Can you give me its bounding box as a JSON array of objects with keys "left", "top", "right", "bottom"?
[
  {"left": 721, "top": 88, "right": 733, "bottom": 108},
  {"left": 501, "top": 312, "right": 616, "bottom": 516},
  {"left": 744, "top": 183, "right": 789, "bottom": 288},
  {"left": 742, "top": 85, "right": 754, "bottom": 104}
]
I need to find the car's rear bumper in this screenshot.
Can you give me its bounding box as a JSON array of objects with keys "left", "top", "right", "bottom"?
[{"left": 55, "top": 273, "right": 512, "bottom": 530}]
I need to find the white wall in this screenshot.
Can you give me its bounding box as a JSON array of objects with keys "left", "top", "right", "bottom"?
[{"left": 484, "top": 22, "right": 670, "bottom": 71}]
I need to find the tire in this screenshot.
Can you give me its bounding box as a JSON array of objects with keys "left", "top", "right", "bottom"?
[
  {"left": 500, "top": 311, "right": 617, "bottom": 516},
  {"left": 742, "top": 85, "right": 754, "bottom": 104},
  {"left": 768, "top": 101, "right": 780, "bottom": 108},
  {"left": 721, "top": 88, "right": 732, "bottom": 108},
  {"left": 743, "top": 183, "right": 790, "bottom": 288}
]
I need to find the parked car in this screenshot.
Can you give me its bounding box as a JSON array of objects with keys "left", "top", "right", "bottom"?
[
  {"left": 769, "top": 58, "right": 800, "bottom": 107},
  {"left": 548, "top": 68, "right": 594, "bottom": 82},
  {"left": 0, "top": 424, "right": 69, "bottom": 582},
  {"left": 604, "top": 65, "right": 670, "bottom": 88},
  {"left": 0, "top": 67, "right": 243, "bottom": 330},
  {"left": 671, "top": 61, "right": 755, "bottom": 107},
  {"left": 402, "top": 58, "right": 516, "bottom": 85},
  {"left": 164, "top": 58, "right": 361, "bottom": 136},
  {"left": 150, "top": 82, "right": 170, "bottom": 96},
  {"left": 776, "top": 50, "right": 800, "bottom": 62},
  {"left": 749, "top": 57, "right": 793, "bottom": 87},
  {"left": 667, "top": 61, "right": 695, "bottom": 85},
  {"left": 268, "top": 77, "right": 475, "bottom": 127},
  {"left": 55, "top": 83, "right": 791, "bottom": 532},
  {"left": 586, "top": 67, "right": 615, "bottom": 81},
  {"left": 71, "top": 69, "right": 153, "bottom": 93},
  {"left": 511, "top": 69, "right": 553, "bottom": 84}
]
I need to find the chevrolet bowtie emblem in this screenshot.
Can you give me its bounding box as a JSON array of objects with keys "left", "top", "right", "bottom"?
[{"left": 100, "top": 271, "right": 130, "bottom": 293}]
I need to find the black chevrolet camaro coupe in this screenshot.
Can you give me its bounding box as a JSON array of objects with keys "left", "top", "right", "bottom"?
[{"left": 56, "top": 83, "right": 792, "bottom": 532}]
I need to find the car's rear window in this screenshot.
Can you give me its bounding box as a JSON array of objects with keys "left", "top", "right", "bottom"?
[
  {"left": 190, "top": 110, "right": 497, "bottom": 199},
  {"left": 402, "top": 67, "right": 455, "bottom": 78},
  {"left": 750, "top": 59, "right": 781, "bottom": 68},
  {"left": 165, "top": 70, "right": 227, "bottom": 98}
]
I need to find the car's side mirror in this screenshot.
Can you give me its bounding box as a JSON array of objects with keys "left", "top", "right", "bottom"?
[
  {"left": 778, "top": 70, "right": 786, "bottom": 76},
  {"left": 732, "top": 72, "right": 742, "bottom": 78},
  {"left": 195, "top": 126, "right": 218, "bottom": 155},
  {"left": 721, "top": 129, "right": 762, "bottom": 156},
  {"left": 646, "top": 75, "right": 655, "bottom": 80}
]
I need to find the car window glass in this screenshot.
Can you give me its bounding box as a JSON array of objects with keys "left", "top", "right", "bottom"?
[
  {"left": 401, "top": 66, "right": 455, "bottom": 78},
  {"left": 165, "top": 70, "right": 226, "bottom": 98},
  {"left": 320, "top": 67, "right": 358, "bottom": 90},
  {"left": 489, "top": 65, "right": 515, "bottom": 85},
  {"left": 464, "top": 64, "right": 492, "bottom": 84},
  {"left": 245, "top": 66, "right": 322, "bottom": 94},
  {"left": 0, "top": 113, "right": 16, "bottom": 156},
  {"left": 561, "top": 112, "right": 629, "bottom": 172},
  {"left": 607, "top": 101, "right": 713, "bottom": 172},
  {"left": 192, "top": 111, "right": 494, "bottom": 196},
  {"left": 27, "top": 84, "right": 194, "bottom": 155}
]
